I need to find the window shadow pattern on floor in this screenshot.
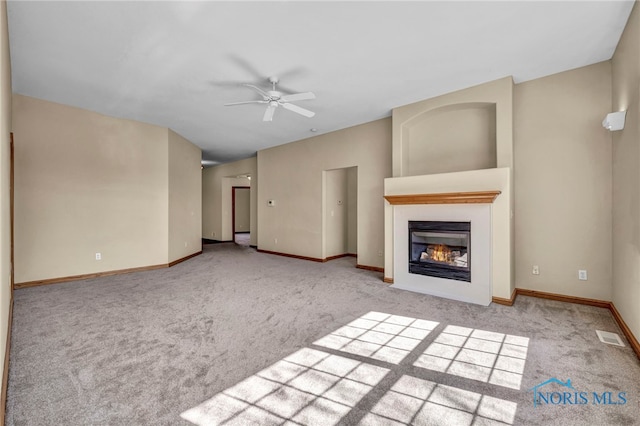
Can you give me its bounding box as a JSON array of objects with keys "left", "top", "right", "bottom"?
[{"left": 181, "top": 312, "right": 528, "bottom": 425}]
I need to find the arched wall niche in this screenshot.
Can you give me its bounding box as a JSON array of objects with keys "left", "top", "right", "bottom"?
[
  {"left": 401, "top": 102, "right": 497, "bottom": 176},
  {"left": 392, "top": 76, "right": 513, "bottom": 178}
]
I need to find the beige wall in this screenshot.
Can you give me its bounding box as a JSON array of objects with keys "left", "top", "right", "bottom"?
[
  {"left": 168, "top": 129, "right": 202, "bottom": 262},
  {"left": 258, "top": 118, "right": 391, "bottom": 267},
  {"left": 612, "top": 3, "right": 640, "bottom": 340},
  {"left": 234, "top": 187, "right": 250, "bottom": 233},
  {"left": 514, "top": 62, "right": 613, "bottom": 300},
  {"left": 0, "top": 0, "right": 12, "bottom": 395},
  {"left": 405, "top": 103, "right": 497, "bottom": 176},
  {"left": 202, "top": 157, "right": 256, "bottom": 245},
  {"left": 13, "top": 95, "right": 168, "bottom": 282},
  {"left": 13, "top": 95, "right": 201, "bottom": 283}
]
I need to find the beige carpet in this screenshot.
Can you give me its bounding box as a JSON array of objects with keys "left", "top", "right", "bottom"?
[
  {"left": 5, "top": 243, "right": 640, "bottom": 425},
  {"left": 234, "top": 233, "right": 250, "bottom": 246}
]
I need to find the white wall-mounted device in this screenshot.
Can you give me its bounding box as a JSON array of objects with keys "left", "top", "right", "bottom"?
[
  {"left": 602, "top": 111, "right": 626, "bottom": 131},
  {"left": 267, "top": 199, "right": 276, "bottom": 207}
]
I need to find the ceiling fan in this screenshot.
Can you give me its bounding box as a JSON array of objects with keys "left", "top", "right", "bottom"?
[{"left": 224, "top": 76, "right": 315, "bottom": 122}]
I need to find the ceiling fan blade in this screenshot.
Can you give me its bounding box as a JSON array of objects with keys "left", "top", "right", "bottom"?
[
  {"left": 280, "top": 92, "right": 316, "bottom": 102},
  {"left": 228, "top": 55, "right": 265, "bottom": 81},
  {"left": 263, "top": 104, "right": 277, "bottom": 122},
  {"left": 243, "top": 84, "right": 270, "bottom": 99},
  {"left": 224, "top": 100, "right": 268, "bottom": 106},
  {"left": 281, "top": 102, "right": 315, "bottom": 118}
]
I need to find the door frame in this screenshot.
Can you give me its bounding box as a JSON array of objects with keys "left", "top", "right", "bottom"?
[
  {"left": 231, "top": 186, "right": 250, "bottom": 242},
  {"left": 9, "top": 133, "right": 13, "bottom": 290}
]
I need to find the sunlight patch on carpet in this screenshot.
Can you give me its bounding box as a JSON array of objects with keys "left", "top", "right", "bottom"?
[
  {"left": 180, "top": 348, "right": 388, "bottom": 425},
  {"left": 415, "top": 325, "right": 529, "bottom": 390},
  {"left": 313, "top": 311, "right": 439, "bottom": 364},
  {"left": 181, "top": 312, "right": 523, "bottom": 425},
  {"left": 361, "top": 376, "right": 518, "bottom": 425}
]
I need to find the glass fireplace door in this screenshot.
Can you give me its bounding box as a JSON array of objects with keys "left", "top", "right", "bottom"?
[{"left": 408, "top": 221, "right": 471, "bottom": 282}]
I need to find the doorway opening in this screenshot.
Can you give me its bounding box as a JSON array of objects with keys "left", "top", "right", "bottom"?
[
  {"left": 232, "top": 186, "right": 251, "bottom": 246},
  {"left": 322, "top": 166, "right": 357, "bottom": 260}
]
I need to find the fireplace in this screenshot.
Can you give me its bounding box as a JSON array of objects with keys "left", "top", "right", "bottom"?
[
  {"left": 386, "top": 185, "right": 503, "bottom": 306},
  {"left": 409, "top": 221, "right": 471, "bottom": 282}
]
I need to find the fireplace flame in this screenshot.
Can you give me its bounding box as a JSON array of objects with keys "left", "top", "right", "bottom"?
[{"left": 431, "top": 244, "right": 452, "bottom": 262}]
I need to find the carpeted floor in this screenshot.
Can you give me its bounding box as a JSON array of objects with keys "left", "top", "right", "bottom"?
[
  {"left": 234, "top": 233, "right": 250, "bottom": 247},
  {"left": 5, "top": 243, "right": 640, "bottom": 425}
]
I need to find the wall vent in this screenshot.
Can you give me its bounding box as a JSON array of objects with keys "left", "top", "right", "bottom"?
[{"left": 595, "top": 330, "right": 625, "bottom": 347}]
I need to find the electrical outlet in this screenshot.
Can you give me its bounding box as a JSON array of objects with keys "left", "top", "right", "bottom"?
[
  {"left": 95, "top": 253, "right": 102, "bottom": 261},
  {"left": 378, "top": 250, "right": 383, "bottom": 257},
  {"left": 275, "top": 238, "right": 278, "bottom": 244},
  {"left": 578, "top": 270, "right": 588, "bottom": 281},
  {"left": 532, "top": 265, "right": 539, "bottom": 275},
  {"left": 184, "top": 242, "right": 188, "bottom": 247}
]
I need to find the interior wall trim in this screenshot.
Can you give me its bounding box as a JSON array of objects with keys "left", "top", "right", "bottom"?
[
  {"left": 513, "top": 288, "right": 640, "bottom": 360},
  {"left": 356, "top": 264, "right": 384, "bottom": 273},
  {"left": 608, "top": 302, "right": 640, "bottom": 360},
  {"left": 325, "top": 254, "right": 345, "bottom": 261},
  {"left": 1, "top": 296, "right": 13, "bottom": 426},
  {"left": 383, "top": 277, "right": 394, "bottom": 284},
  {"left": 168, "top": 251, "right": 203, "bottom": 267},
  {"left": 9, "top": 133, "right": 13, "bottom": 291},
  {"left": 14, "top": 251, "right": 203, "bottom": 289},
  {"left": 257, "top": 249, "right": 324, "bottom": 263},
  {"left": 256, "top": 249, "right": 383, "bottom": 274},
  {"left": 491, "top": 288, "right": 517, "bottom": 306},
  {"left": 515, "top": 288, "right": 610, "bottom": 308},
  {"left": 325, "top": 254, "right": 354, "bottom": 262},
  {"left": 257, "top": 250, "right": 359, "bottom": 264},
  {"left": 384, "top": 190, "right": 501, "bottom": 205}
]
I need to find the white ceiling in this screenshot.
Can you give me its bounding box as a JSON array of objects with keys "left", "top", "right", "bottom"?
[{"left": 7, "top": 1, "right": 634, "bottom": 165}]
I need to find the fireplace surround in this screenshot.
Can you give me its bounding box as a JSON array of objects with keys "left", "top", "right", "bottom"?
[
  {"left": 390, "top": 202, "right": 492, "bottom": 305},
  {"left": 384, "top": 164, "right": 514, "bottom": 304}
]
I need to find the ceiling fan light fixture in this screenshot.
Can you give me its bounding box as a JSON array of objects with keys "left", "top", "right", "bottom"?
[{"left": 225, "top": 76, "right": 316, "bottom": 122}]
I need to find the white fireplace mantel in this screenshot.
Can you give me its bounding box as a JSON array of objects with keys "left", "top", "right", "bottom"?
[{"left": 383, "top": 168, "right": 514, "bottom": 304}]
